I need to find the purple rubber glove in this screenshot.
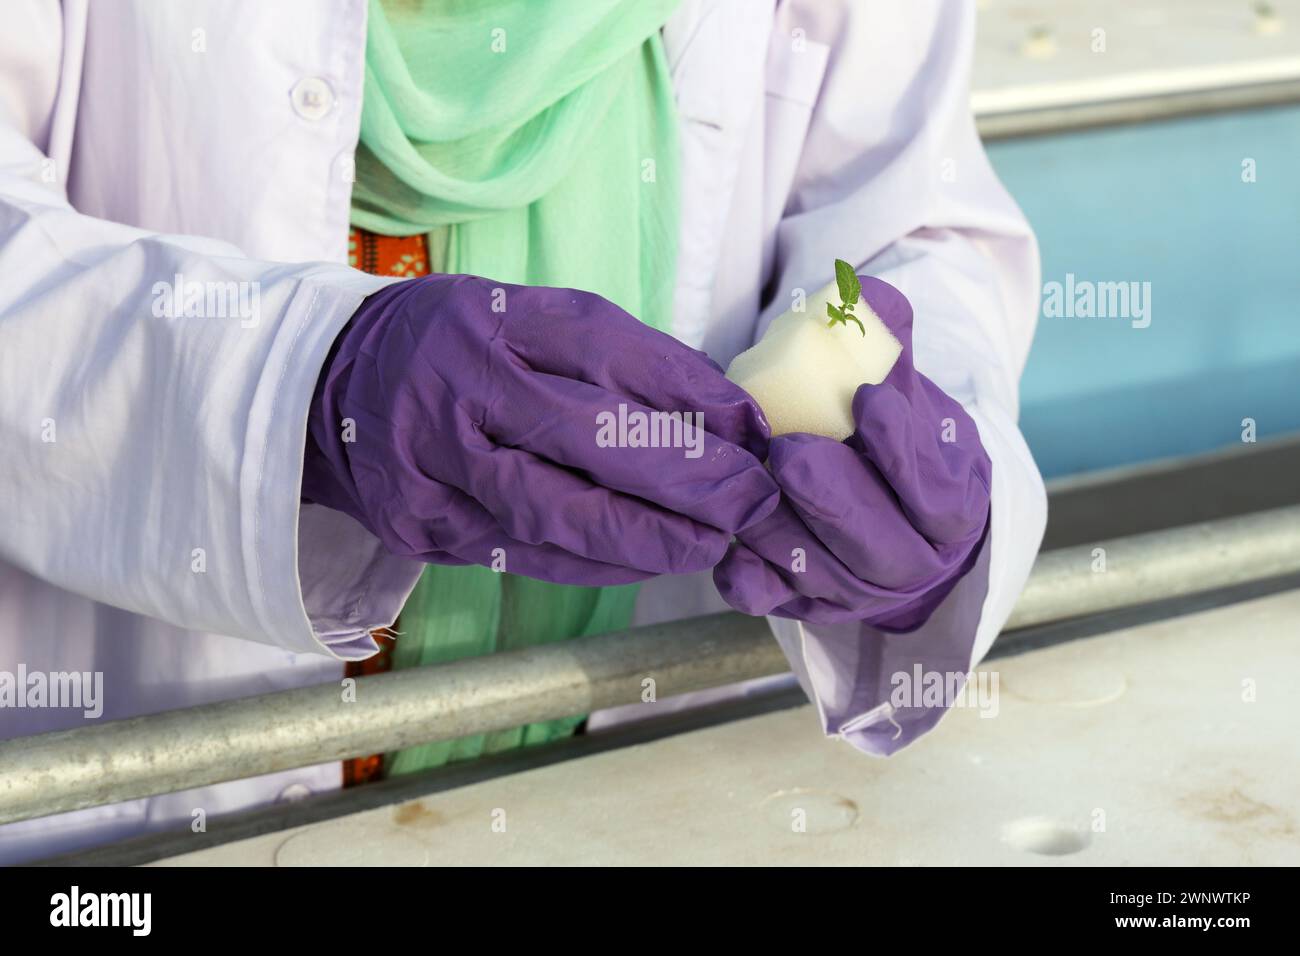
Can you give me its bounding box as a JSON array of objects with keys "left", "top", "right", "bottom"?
[
  {"left": 713, "top": 276, "right": 991, "bottom": 628},
  {"left": 303, "top": 275, "right": 780, "bottom": 586}
]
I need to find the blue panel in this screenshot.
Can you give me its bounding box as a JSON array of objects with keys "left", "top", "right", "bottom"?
[{"left": 986, "top": 106, "right": 1300, "bottom": 478}]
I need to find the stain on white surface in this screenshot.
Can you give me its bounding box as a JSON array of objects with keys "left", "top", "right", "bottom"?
[{"left": 759, "top": 789, "right": 859, "bottom": 834}]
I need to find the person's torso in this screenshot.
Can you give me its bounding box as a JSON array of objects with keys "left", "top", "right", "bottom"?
[{"left": 1, "top": 0, "right": 833, "bottom": 860}]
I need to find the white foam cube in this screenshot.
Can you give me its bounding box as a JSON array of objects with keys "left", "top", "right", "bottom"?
[{"left": 725, "top": 280, "right": 902, "bottom": 441}]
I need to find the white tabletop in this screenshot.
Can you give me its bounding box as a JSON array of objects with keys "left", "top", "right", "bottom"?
[{"left": 153, "top": 587, "right": 1300, "bottom": 866}]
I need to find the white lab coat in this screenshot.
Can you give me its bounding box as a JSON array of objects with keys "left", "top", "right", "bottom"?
[{"left": 0, "top": 0, "right": 1045, "bottom": 863}]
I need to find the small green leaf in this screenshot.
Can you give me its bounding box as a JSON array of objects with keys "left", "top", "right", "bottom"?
[
  {"left": 834, "top": 258, "right": 861, "bottom": 307},
  {"left": 827, "top": 301, "right": 864, "bottom": 334}
]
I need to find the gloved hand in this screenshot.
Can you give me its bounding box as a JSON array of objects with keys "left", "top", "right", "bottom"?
[
  {"left": 713, "top": 276, "right": 991, "bottom": 628},
  {"left": 304, "top": 275, "right": 780, "bottom": 585}
]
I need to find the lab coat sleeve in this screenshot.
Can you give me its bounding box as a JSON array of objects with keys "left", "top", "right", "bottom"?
[
  {"left": 0, "top": 12, "right": 422, "bottom": 658},
  {"left": 761, "top": 0, "right": 1047, "bottom": 752}
]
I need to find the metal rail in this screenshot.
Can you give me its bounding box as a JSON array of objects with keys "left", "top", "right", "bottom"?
[
  {"left": 1005, "top": 504, "right": 1300, "bottom": 628},
  {"left": 1, "top": 505, "right": 1298, "bottom": 826},
  {"left": 976, "top": 79, "right": 1300, "bottom": 140}
]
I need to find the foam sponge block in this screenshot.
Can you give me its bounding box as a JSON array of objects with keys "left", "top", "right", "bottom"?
[{"left": 726, "top": 280, "right": 902, "bottom": 441}]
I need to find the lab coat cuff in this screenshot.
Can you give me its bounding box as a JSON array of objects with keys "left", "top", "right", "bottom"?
[
  {"left": 769, "top": 399, "right": 1045, "bottom": 755},
  {"left": 248, "top": 266, "right": 419, "bottom": 660},
  {"left": 770, "top": 531, "right": 992, "bottom": 756}
]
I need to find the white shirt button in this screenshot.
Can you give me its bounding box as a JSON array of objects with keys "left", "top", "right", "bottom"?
[{"left": 290, "top": 77, "right": 335, "bottom": 121}]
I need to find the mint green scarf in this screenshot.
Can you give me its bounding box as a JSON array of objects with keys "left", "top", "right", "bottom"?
[{"left": 352, "top": 0, "right": 681, "bottom": 774}]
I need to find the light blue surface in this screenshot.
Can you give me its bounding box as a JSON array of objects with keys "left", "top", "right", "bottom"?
[{"left": 986, "top": 106, "right": 1300, "bottom": 479}]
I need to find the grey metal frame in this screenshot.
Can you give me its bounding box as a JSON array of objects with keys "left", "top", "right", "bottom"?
[
  {"left": 1, "top": 504, "right": 1298, "bottom": 827},
  {"left": 976, "top": 79, "right": 1300, "bottom": 140}
]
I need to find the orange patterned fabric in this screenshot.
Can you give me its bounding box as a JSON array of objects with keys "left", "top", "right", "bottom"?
[
  {"left": 347, "top": 227, "right": 430, "bottom": 278},
  {"left": 340, "top": 227, "right": 430, "bottom": 787}
]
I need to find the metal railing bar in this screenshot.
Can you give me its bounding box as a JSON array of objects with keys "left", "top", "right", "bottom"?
[
  {"left": 976, "top": 78, "right": 1300, "bottom": 139},
  {"left": 1, "top": 504, "right": 1298, "bottom": 826}
]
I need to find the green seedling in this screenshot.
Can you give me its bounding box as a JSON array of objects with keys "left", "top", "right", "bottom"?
[{"left": 825, "top": 258, "right": 865, "bottom": 336}]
